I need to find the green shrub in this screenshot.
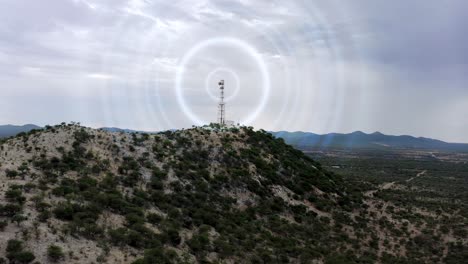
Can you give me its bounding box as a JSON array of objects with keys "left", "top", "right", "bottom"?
[
  {"left": 6, "top": 240, "right": 23, "bottom": 253},
  {"left": 23, "top": 183, "right": 36, "bottom": 192},
  {"left": 126, "top": 229, "right": 146, "bottom": 248},
  {"left": 5, "top": 239, "right": 36, "bottom": 263},
  {"left": 10, "top": 251, "right": 35, "bottom": 263},
  {"left": 6, "top": 188, "right": 26, "bottom": 204},
  {"left": 0, "top": 220, "right": 7, "bottom": 231},
  {"left": 53, "top": 203, "right": 75, "bottom": 221},
  {"left": 165, "top": 228, "right": 181, "bottom": 246},
  {"left": 11, "top": 214, "right": 27, "bottom": 226},
  {"left": 146, "top": 213, "right": 162, "bottom": 225},
  {"left": 132, "top": 247, "right": 176, "bottom": 264},
  {"left": 108, "top": 228, "right": 128, "bottom": 247},
  {"left": 37, "top": 210, "right": 51, "bottom": 222},
  {"left": 73, "top": 129, "right": 92, "bottom": 144},
  {"left": 125, "top": 213, "right": 146, "bottom": 226},
  {"left": 188, "top": 233, "right": 210, "bottom": 253},
  {"left": 0, "top": 204, "right": 22, "bottom": 217},
  {"left": 5, "top": 169, "right": 19, "bottom": 179},
  {"left": 47, "top": 245, "right": 65, "bottom": 262}
]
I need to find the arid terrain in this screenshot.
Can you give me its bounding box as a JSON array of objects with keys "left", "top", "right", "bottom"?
[
  {"left": 0, "top": 124, "right": 466, "bottom": 263},
  {"left": 308, "top": 148, "right": 468, "bottom": 263}
]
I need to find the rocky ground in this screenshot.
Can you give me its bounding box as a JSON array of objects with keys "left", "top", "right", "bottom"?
[{"left": 0, "top": 123, "right": 466, "bottom": 263}]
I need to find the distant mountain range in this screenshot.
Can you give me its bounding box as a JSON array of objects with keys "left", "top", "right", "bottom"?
[
  {"left": 1, "top": 124, "right": 467, "bottom": 152},
  {"left": 0, "top": 124, "right": 42, "bottom": 138},
  {"left": 271, "top": 131, "right": 468, "bottom": 152}
]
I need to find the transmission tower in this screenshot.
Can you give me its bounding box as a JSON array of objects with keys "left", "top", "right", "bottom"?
[{"left": 218, "top": 80, "right": 225, "bottom": 126}]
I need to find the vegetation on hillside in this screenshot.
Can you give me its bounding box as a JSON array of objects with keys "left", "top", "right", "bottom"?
[{"left": 0, "top": 123, "right": 466, "bottom": 263}]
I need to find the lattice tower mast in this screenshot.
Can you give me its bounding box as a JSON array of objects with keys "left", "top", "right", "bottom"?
[{"left": 218, "top": 80, "right": 225, "bottom": 126}]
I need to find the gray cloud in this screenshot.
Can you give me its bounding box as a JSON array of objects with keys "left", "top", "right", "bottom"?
[{"left": 0, "top": 0, "right": 467, "bottom": 142}]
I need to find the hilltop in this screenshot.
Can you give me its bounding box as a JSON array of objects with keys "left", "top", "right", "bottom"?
[
  {"left": 0, "top": 124, "right": 466, "bottom": 263},
  {"left": 0, "top": 124, "right": 468, "bottom": 153},
  {"left": 3, "top": 125, "right": 468, "bottom": 152}
]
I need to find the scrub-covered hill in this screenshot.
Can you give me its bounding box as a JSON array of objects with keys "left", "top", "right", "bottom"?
[{"left": 0, "top": 123, "right": 465, "bottom": 263}]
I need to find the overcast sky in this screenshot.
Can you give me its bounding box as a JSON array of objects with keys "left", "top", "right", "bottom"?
[{"left": 1, "top": 0, "right": 467, "bottom": 142}]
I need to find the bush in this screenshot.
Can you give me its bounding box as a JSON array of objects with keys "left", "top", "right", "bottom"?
[
  {"left": 6, "top": 239, "right": 35, "bottom": 264},
  {"left": 11, "top": 214, "right": 27, "bottom": 226},
  {"left": 0, "top": 220, "right": 7, "bottom": 231},
  {"left": 126, "top": 229, "right": 146, "bottom": 248},
  {"left": 132, "top": 247, "right": 176, "bottom": 264},
  {"left": 23, "top": 183, "right": 36, "bottom": 192},
  {"left": 11, "top": 251, "right": 35, "bottom": 263},
  {"left": 149, "top": 177, "right": 164, "bottom": 190},
  {"left": 6, "top": 240, "right": 23, "bottom": 253},
  {"left": 6, "top": 169, "right": 18, "bottom": 179},
  {"left": 6, "top": 189, "right": 26, "bottom": 204},
  {"left": 324, "top": 254, "right": 355, "bottom": 264},
  {"left": 146, "top": 213, "right": 162, "bottom": 225},
  {"left": 38, "top": 210, "right": 51, "bottom": 222},
  {"left": 53, "top": 203, "right": 75, "bottom": 221},
  {"left": 0, "top": 204, "right": 22, "bottom": 217},
  {"left": 73, "top": 129, "right": 92, "bottom": 144},
  {"left": 125, "top": 213, "right": 146, "bottom": 226},
  {"left": 47, "top": 245, "right": 65, "bottom": 262},
  {"left": 108, "top": 228, "right": 128, "bottom": 247},
  {"left": 166, "top": 228, "right": 181, "bottom": 246},
  {"left": 188, "top": 233, "right": 210, "bottom": 253}
]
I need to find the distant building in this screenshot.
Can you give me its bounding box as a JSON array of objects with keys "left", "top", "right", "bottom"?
[{"left": 225, "top": 120, "right": 235, "bottom": 128}]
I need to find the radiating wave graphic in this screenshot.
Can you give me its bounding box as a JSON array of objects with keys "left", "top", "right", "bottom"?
[{"left": 90, "top": 1, "right": 368, "bottom": 147}]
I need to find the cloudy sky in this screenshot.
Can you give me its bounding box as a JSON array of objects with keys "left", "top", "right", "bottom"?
[{"left": 1, "top": 0, "right": 467, "bottom": 142}]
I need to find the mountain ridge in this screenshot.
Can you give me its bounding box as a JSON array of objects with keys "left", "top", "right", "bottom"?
[
  {"left": 1, "top": 124, "right": 467, "bottom": 151},
  {"left": 271, "top": 130, "right": 468, "bottom": 151},
  {"left": 0, "top": 124, "right": 42, "bottom": 138}
]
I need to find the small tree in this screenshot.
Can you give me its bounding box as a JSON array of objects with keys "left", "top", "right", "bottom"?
[
  {"left": 0, "top": 220, "right": 7, "bottom": 231},
  {"left": 18, "top": 163, "right": 29, "bottom": 179},
  {"left": 11, "top": 214, "right": 27, "bottom": 226},
  {"left": 5, "top": 239, "right": 36, "bottom": 263},
  {"left": 12, "top": 251, "right": 35, "bottom": 263},
  {"left": 6, "top": 239, "right": 23, "bottom": 253},
  {"left": 6, "top": 189, "right": 26, "bottom": 204},
  {"left": 0, "top": 203, "right": 22, "bottom": 217},
  {"left": 47, "top": 245, "right": 65, "bottom": 262},
  {"left": 166, "top": 228, "right": 181, "bottom": 246},
  {"left": 6, "top": 169, "right": 18, "bottom": 179}
]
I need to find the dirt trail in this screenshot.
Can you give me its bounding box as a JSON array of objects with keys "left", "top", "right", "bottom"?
[
  {"left": 365, "top": 170, "right": 427, "bottom": 197},
  {"left": 406, "top": 170, "right": 426, "bottom": 183}
]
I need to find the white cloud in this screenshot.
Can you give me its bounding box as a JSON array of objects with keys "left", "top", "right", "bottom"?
[
  {"left": 87, "top": 73, "right": 114, "bottom": 79},
  {"left": 0, "top": 0, "right": 467, "bottom": 142},
  {"left": 19, "top": 67, "right": 42, "bottom": 76}
]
